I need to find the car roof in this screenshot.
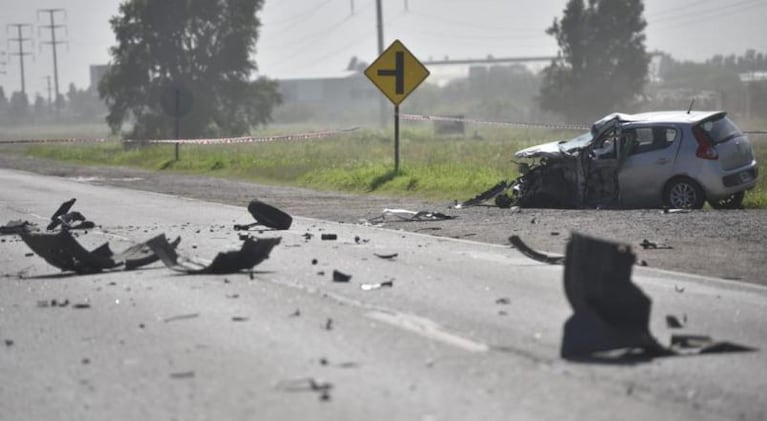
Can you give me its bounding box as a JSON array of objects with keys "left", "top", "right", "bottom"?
[{"left": 596, "top": 111, "right": 725, "bottom": 127}]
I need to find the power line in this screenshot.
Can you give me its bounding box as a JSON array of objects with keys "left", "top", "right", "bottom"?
[
  {"left": 6, "top": 23, "right": 34, "bottom": 96},
  {"left": 37, "top": 8, "right": 67, "bottom": 112}
]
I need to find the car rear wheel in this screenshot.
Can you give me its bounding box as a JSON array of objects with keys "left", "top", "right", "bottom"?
[
  {"left": 708, "top": 191, "right": 745, "bottom": 210},
  {"left": 663, "top": 178, "right": 705, "bottom": 209}
]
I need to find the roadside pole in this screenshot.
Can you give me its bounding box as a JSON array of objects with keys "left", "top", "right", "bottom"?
[
  {"left": 174, "top": 88, "right": 180, "bottom": 161},
  {"left": 364, "top": 40, "right": 429, "bottom": 175}
]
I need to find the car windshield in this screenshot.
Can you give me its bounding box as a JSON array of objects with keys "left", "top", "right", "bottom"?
[
  {"left": 700, "top": 116, "right": 742, "bottom": 144},
  {"left": 558, "top": 132, "right": 593, "bottom": 153}
]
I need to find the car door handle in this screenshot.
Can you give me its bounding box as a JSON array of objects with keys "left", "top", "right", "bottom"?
[{"left": 655, "top": 158, "right": 669, "bottom": 165}]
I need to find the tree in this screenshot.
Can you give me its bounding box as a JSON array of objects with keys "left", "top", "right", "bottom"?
[
  {"left": 99, "top": 0, "right": 281, "bottom": 139},
  {"left": 539, "top": 0, "right": 649, "bottom": 121},
  {"left": 8, "top": 91, "right": 30, "bottom": 122}
]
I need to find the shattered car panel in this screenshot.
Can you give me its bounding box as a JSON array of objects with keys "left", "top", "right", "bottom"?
[
  {"left": 19, "top": 231, "right": 178, "bottom": 274},
  {"left": 147, "top": 235, "right": 281, "bottom": 274}
]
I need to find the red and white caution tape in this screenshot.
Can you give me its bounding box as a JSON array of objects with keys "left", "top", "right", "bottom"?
[
  {"left": 0, "top": 127, "right": 359, "bottom": 145},
  {"left": 0, "top": 137, "right": 109, "bottom": 145},
  {"left": 401, "top": 113, "right": 590, "bottom": 131}
]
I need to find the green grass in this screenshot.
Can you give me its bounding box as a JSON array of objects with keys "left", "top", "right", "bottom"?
[{"left": 4, "top": 123, "right": 767, "bottom": 208}]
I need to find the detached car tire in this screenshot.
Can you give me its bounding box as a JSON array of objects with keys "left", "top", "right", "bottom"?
[
  {"left": 709, "top": 191, "right": 745, "bottom": 210},
  {"left": 247, "top": 199, "right": 293, "bottom": 230},
  {"left": 663, "top": 178, "right": 705, "bottom": 209}
]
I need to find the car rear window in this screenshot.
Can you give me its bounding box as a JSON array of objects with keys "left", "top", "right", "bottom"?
[{"left": 699, "top": 116, "right": 742, "bottom": 144}]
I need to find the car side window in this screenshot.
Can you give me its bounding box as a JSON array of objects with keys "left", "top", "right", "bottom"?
[{"left": 626, "top": 127, "right": 677, "bottom": 155}]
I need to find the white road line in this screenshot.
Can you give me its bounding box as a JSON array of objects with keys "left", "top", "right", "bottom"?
[{"left": 366, "top": 310, "right": 489, "bottom": 353}]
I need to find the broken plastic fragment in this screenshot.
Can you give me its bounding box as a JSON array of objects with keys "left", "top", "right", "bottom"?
[
  {"left": 509, "top": 235, "right": 565, "bottom": 265},
  {"left": 147, "top": 235, "right": 280, "bottom": 274},
  {"left": 454, "top": 180, "right": 509, "bottom": 208},
  {"left": 639, "top": 239, "right": 672, "bottom": 250},
  {"left": 666, "top": 315, "right": 684, "bottom": 328},
  {"left": 360, "top": 280, "right": 394, "bottom": 291},
  {"left": 321, "top": 234, "right": 338, "bottom": 240},
  {"left": 374, "top": 253, "right": 398, "bottom": 260},
  {"left": 332, "top": 270, "right": 351, "bottom": 283},
  {"left": 19, "top": 231, "right": 179, "bottom": 274},
  {"left": 0, "top": 220, "right": 35, "bottom": 235},
  {"left": 561, "top": 233, "right": 669, "bottom": 359},
  {"left": 560, "top": 232, "right": 756, "bottom": 361}
]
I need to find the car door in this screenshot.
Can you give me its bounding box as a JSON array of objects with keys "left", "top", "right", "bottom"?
[{"left": 618, "top": 126, "right": 681, "bottom": 207}]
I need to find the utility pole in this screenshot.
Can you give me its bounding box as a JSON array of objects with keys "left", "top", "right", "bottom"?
[
  {"left": 375, "top": 0, "right": 386, "bottom": 128},
  {"left": 0, "top": 51, "right": 7, "bottom": 75},
  {"left": 37, "top": 9, "right": 67, "bottom": 113},
  {"left": 7, "top": 24, "right": 33, "bottom": 96}
]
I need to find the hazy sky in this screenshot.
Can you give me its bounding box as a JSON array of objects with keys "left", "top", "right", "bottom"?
[{"left": 1, "top": 0, "right": 766, "bottom": 98}]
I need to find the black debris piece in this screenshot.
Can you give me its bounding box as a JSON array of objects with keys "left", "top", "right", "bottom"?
[
  {"left": 321, "top": 233, "right": 337, "bottom": 241},
  {"left": 453, "top": 180, "right": 508, "bottom": 208},
  {"left": 303, "top": 233, "right": 313, "bottom": 240},
  {"left": 662, "top": 208, "right": 691, "bottom": 214},
  {"left": 509, "top": 235, "right": 565, "bottom": 265},
  {"left": 0, "top": 220, "right": 35, "bottom": 235},
  {"left": 373, "top": 253, "right": 398, "bottom": 260},
  {"left": 276, "top": 377, "right": 333, "bottom": 401},
  {"left": 231, "top": 316, "right": 249, "bottom": 322},
  {"left": 639, "top": 239, "right": 673, "bottom": 250},
  {"left": 147, "top": 234, "right": 280, "bottom": 274},
  {"left": 561, "top": 233, "right": 669, "bottom": 359},
  {"left": 19, "top": 231, "right": 180, "bottom": 274},
  {"left": 46, "top": 198, "right": 96, "bottom": 231},
  {"left": 561, "top": 232, "right": 756, "bottom": 361},
  {"left": 4, "top": 339, "right": 14, "bottom": 347},
  {"left": 290, "top": 309, "right": 301, "bottom": 317},
  {"left": 496, "top": 297, "right": 511, "bottom": 305},
  {"left": 639, "top": 260, "right": 648, "bottom": 267},
  {"left": 24, "top": 253, "right": 34, "bottom": 257},
  {"left": 666, "top": 315, "right": 684, "bottom": 329},
  {"left": 311, "top": 258, "right": 318, "bottom": 265},
  {"left": 674, "top": 285, "right": 685, "bottom": 293},
  {"left": 360, "top": 280, "right": 394, "bottom": 291},
  {"left": 354, "top": 235, "right": 370, "bottom": 244},
  {"left": 325, "top": 318, "right": 334, "bottom": 330},
  {"left": 247, "top": 199, "right": 293, "bottom": 230},
  {"left": 332, "top": 270, "right": 351, "bottom": 283},
  {"left": 670, "top": 334, "right": 756, "bottom": 354},
  {"left": 72, "top": 302, "right": 91, "bottom": 309},
  {"left": 163, "top": 313, "right": 200, "bottom": 323}
]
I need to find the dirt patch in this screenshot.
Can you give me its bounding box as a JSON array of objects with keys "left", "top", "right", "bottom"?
[{"left": 2, "top": 152, "right": 765, "bottom": 285}]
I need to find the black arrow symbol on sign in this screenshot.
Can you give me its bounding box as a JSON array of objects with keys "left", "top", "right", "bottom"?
[{"left": 377, "top": 51, "right": 404, "bottom": 94}]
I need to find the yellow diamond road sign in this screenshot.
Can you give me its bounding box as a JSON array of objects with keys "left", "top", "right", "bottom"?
[{"left": 365, "top": 40, "right": 430, "bottom": 106}]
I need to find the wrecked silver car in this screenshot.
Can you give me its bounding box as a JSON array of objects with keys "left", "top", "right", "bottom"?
[{"left": 492, "top": 111, "right": 758, "bottom": 209}]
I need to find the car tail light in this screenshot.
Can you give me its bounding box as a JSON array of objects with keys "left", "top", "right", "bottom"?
[{"left": 693, "top": 126, "right": 718, "bottom": 160}]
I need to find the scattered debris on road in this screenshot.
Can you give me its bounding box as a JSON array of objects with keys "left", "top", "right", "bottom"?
[
  {"left": 163, "top": 313, "right": 200, "bottom": 323},
  {"left": 19, "top": 231, "right": 180, "bottom": 274},
  {"left": 147, "top": 235, "right": 280, "bottom": 274},
  {"left": 364, "top": 208, "right": 456, "bottom": 225},
  {"left": 560, "top": 232, "right": 756, "bottom": 361},
  {"left": 332, "top": 270, "right": 351, "bottom": 283},
  {"left": 46, "top": 198, "right": 96, "bottom": 231},
  {"left": 373, "top": 253, "right": 398, "bottom": 260},
  {"left": 509, "top": 235, "right": 565, "bottom": 265},
  {"left": 639, "top": 239, "right": 673, "bottom": 250},
  {"left": 360, "top": 280, "right": 394, "bottom": 291},
  {"left": 276, "top": 377, "right": 333, "bottom": 402},
  {"left": 0, "top": 220, "right": 34, "bottom": 235},
  {"left": 321, "top": 233, "right": 338, "bottom": 241}
]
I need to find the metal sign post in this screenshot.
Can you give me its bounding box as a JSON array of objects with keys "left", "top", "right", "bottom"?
[{"left": 365, "top": 40, "right": 429, "bottom": 174}]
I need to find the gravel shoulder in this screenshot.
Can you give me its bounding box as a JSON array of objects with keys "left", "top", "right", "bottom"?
[{"left": 2, "top": 152, "right": 765, "bottom": 285}]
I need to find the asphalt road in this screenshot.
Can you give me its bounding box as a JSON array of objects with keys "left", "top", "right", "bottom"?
[{"left": 1, "top": 168, "right": 766, "bottom": 421}]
